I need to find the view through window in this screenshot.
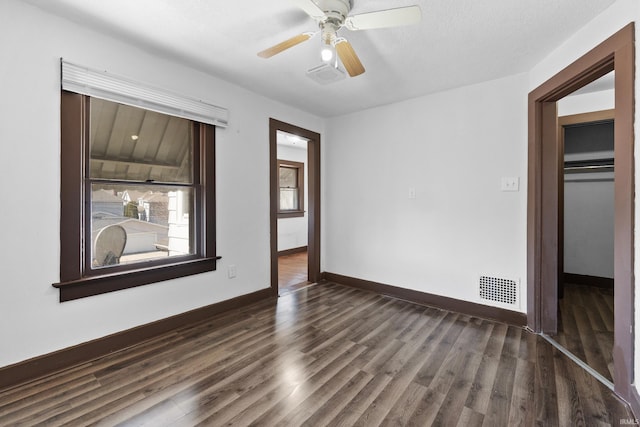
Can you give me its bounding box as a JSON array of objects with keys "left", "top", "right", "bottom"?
[{"left": 89, "top": 98, "right": 195, "bottom": 268}]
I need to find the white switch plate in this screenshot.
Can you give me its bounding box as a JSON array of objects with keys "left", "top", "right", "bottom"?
[
  {"left": 408, "top": 187, "right": 416, "bottom": 199},
  {"left": 228, "top": 264, "right": 237, "bottom": 278},
  {"left": 501, "top": 177, "right": 519, "bottom": 192}
]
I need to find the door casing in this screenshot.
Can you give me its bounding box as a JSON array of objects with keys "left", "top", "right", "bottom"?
[
  {"left": 269, "top": 119, "right": 321, "bottom": 295},
  {"left": 527, "top": 23, "right": 634, "bottom": 399}
]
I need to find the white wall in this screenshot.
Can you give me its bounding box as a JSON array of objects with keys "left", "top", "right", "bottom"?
[
  {"left": 564, "top": 175, "right": 615, "bottom": 278},
  {"left": 0, "top": 0, "right": 323, "bottom": 368},
  {"left": 277, "top": 144, "right": 308, "bottom": 251},
  {"left": 324, "top": 73, "right": 529, "bottom": 311},
  {"left": 529, "top": 0, "right": 640, "bottom": 397},
  {"left": 558, "top": 89, "right": 615, "bottom": 116}
]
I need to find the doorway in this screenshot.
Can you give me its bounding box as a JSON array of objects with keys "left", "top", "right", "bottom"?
[
  {"left": 269, "top": 119, "right": 321, "bottom": 296},
  {"left": 554, "top": 106, "right": 615, "bottom": 384},
  {"left": 276, "top": 131, "right": 310, "bottom": 293},
  {"left": 527, "top": 23, "right": 634, "bottom": 400}
]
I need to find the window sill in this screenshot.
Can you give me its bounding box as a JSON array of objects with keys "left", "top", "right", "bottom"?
[
  {"left": 278, "top": 210, "right": 305, "bottom": 219},
  {"left": 53, "top": 257, "right": 218, "bottom": 302}
]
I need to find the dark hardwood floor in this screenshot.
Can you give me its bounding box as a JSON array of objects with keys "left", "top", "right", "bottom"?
[
  {"left": 0, "top": 282, "right": 633, "bottom": 426},
  {"left": 553, "top": 282, "right": 614, "bottom": 383},
  {"left": 278, "top": 251, "right": 310, "bottom": 293}
]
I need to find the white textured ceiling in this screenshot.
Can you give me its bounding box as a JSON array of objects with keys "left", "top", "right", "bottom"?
[{"left": 25, "top": 0, "right": 616, "bottom": 117}]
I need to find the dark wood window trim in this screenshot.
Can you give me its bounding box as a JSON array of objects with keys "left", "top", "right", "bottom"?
[
  {"left": 277, "top": 159, "right": 305, "bottom": 218},
  {"left": 53, "top": 91, "right": 217, "bottom": 302}
]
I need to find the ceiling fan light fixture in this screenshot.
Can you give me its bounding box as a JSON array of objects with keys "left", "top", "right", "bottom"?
[
  {"left": 321, "top": 44, "right": 335, "bottom": 62},
  {"left": 320, "top": 21, "right": 338, "bottom": 65},
  {"left": 320, "top": 46, "right": 333, "bottom": 62}
]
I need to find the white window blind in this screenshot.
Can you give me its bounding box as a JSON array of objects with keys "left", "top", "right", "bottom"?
[{"left": 61, "top": 59, "right": 228, "bottom": 127}]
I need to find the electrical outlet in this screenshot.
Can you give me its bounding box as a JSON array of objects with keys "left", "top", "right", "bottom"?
[
  {"left": 228, "top": 264, "right": 237, "bottom": 279},
  {"left": 501, "top": 177, "right": 519, "bottom": 192}
]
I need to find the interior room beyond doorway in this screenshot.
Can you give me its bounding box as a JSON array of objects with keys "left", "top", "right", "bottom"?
[{"left": 276, "top": 130, "right": 311, "bottom": 294}]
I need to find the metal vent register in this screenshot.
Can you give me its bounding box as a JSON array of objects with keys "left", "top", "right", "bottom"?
[{"left": 479, "top": 276, "right": 518, "bottom": 306}]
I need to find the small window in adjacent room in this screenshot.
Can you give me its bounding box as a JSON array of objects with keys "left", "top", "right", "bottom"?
[{"left": 277, "top": 160, "right": 304, "bottom": 218}]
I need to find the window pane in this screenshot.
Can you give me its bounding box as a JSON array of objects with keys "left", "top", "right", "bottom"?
[
  {"left": 279, "top": 166, "right": 297, "bottom": 188},
  {"left": 89, "top": 98, "right": 193, "bottom": 183},
  {"left": 91, "top": 183, "right": 194, "bottom": 268},
  {"left": 280, "top": 188, "right": 299, "bottom": 211}
]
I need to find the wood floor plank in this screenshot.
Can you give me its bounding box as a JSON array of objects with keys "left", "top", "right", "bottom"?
[
  {"left": 404, "top": 388, "right": 447, "bottom": 426},
  {"left": 96, "top": 323, "right": 302, "bottom": 425},
  {"left": 456, "top": 406, "right": 485, "bottom": 427},
  {"left": 379, "top": 381, "right": 428, "bottom": 427},
  {"left": 0, "top": 373, "right": 101, "bottom": 423},
  {"left": 572, "top": 307, "right": 610, "bottom": 380},
  {"left": 584, "top": 292, "right": 608, "bottom": 333},
  {"left": 300, "top": 369, "right": 373, "bottom": 427},
  {"left": 377, "top": 310, "right": 449, "bottom": 378},
  {"left": 464, "top": 322, "right": 504, "bottom": 415},
  {"left": 553, "top": 350, "right": 587, "bottom": 427},
  {"left": 423, "top": 339, "right": 467, "bottom": 398},
  {"left": 430, "top": 350, "right": 482, "bottom": 426},
  {"left": 325, "top": 372, "right": 392, "bottom": 427},
  {"left": 534, "top": 335, "right": 560, "bottom": 425},
  {"left": 554, "top": 283, "right": 614, "bottom": 383},
  {"left": 413, "top": 314, "right": 467, "bottom": 388},
  {"left": 482, "top": 353, "right": 517, "bottom": 425},
  {"left": 247, "top": 344, "right": 367, "bottom": 426},
  {"left": 274, "top": 364, "right": 364, "bottom": 426},
  {"left": 0, "top": 282, "right": 633, "bottom": 426},
  {"left": 568, "top": 361, "right": 617, "bottom": 425},
  {"left": 507, "top": 357, "right": 535, "bottom": 426},
  {"left": 348, "top": 314, "right": 461, "bottom": 424},
  {"left": 172, "top": 347, "right": 321, "bottom": 426},
  {"left": 190, "top": 350, "right": 328, "bottom": 426},
  {"left": 278, "top": 251, "right": 309, "bottom": 290}
]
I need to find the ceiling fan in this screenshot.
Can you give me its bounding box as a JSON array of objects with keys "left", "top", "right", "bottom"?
[{"left": 257, "top": 0, "right": 422, "bottom": 78}]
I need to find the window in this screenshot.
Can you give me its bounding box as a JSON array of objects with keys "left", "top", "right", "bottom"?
[
  {"left": 277, "top": 160, "right": 305, "bottom": 218},
  {"left": 55, "top": 93, "right": 217, "bottom": 301}
]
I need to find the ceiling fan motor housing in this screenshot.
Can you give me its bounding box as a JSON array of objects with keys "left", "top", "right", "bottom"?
[
  {"left": 314, "top": 0, "right": 352, "bottom": 24},
  {"left": 316, "top": 0, "right": 351, "bottom": 46}
]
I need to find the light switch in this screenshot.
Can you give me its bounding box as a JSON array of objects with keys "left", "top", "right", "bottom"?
[
  {"left": 408, "top": 187, "right": 416, "bottom": 199},
  {"left": 501, "top": 177, "right": 519, "bottom": 192}
]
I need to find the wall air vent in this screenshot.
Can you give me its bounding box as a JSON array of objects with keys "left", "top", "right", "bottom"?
[{"left": 479, "top": 275, "right": 519, "bottom": 307}]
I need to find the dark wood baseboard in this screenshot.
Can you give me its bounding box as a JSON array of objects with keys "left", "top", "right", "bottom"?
[
  {"left": 564, "top": 273, "right": 614, "bottom": 288},
  {"left": 322, "top": 272, "right": 527, "bottom": 326},
  {"left": 278, "top": 246, "right": 308, "bottom": 257},
  {"left": 0, "top": 288, "right": 274, "bottom": 392}
]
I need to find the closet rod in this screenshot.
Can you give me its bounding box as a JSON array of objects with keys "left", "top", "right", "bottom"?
[{"left": 564, "top": 164, "right": 614, "bottom": 172}]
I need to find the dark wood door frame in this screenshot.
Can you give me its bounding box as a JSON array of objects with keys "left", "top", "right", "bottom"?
[
  {"left": 269, "top": 118, "right": 321, "bottom": 296},
  {"left": 527, "top": 23, "right": 634, "bottom": 400}
]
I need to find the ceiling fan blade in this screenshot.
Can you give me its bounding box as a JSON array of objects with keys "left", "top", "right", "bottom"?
[
  {"left": 257, "top": 33, "right": 314, "bottom": 58},
  {"left": 290, "top": 0, "right": 326, "bottom": 21},
  {"left": 345, "top": 5, "right": 422, "bottom": 31},
  {"left": 335, "top": 38, "right": 365, "bottom": 77}
]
